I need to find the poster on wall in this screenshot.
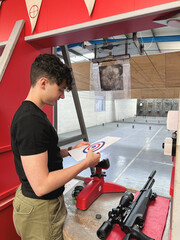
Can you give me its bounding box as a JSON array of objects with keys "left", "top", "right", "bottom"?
[{"left": 25, "top": 0, "right": 42, "bottom": 33}]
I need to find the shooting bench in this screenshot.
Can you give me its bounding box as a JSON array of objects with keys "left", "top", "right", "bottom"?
[{"left": 63, "top": 183, "right": 170, "bottom": 240}]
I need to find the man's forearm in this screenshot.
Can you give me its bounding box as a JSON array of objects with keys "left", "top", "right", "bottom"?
[{"left": 38, "top": 160, "right": 87, "bottom": 196}]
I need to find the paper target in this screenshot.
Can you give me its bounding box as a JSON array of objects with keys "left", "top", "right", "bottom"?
[
  {"left": 68, "top": 136, "right": 120, "bottom": 162},
  {"left": 83, "top": 141, "right": 105, "bottom": 153}
]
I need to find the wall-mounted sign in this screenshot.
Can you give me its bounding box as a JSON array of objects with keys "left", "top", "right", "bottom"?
[
  {"left": 25, "top": 0, "right": 42, "bottom": 33},
  {"left": 84, "top": 0, "right": 96, "bottom": 16}
]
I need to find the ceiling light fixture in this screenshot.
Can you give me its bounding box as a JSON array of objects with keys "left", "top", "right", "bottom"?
[
  {"left": 153, "top": 12, "right": 180, "bottom": 28},
  {"left": 167, "top": 19, "right": 180, "bottom": 28}
]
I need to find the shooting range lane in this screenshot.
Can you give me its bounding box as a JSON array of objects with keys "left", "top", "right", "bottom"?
[
  {"left": 63, "top": 117, "right": 173, "bottom": 197},
  {"left": 63, "top": 117, "right": 172, "bottom": 239}
]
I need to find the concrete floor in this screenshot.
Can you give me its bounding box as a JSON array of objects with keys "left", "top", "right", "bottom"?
[{"left": 61, "top": 116, "right": 173, "bottom": 198}]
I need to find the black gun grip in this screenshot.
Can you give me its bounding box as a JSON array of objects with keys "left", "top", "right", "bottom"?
[
  {"left": 96, "top": 158, "right": 110, "bottom": 169},
  {"left": 123, "top": 224, "right": 155, "bottom": 240}
]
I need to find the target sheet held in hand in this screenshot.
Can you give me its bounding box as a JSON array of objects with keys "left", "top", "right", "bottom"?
[{"left": 68, "top": 136, "right": 120, "bottom": 161}]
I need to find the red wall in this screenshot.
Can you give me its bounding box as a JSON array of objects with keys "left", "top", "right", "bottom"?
[
  {"left": 0, "top": 29, "right": 52, "bottom": 152},
  {"left": 0, "top": 29, "right": 52, "bottom": 178},
  {"left": 0, "top": 21, "right": 52, "bottom": 240},
  {"left": 0, "top": 205, "right": 20, "bottom": 240},
  {"left": 0, "top": 0, "right": 179, "bottom": 42}
]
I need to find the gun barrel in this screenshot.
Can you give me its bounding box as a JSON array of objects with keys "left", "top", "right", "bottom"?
[
  {"left": 149, "top": 170, "right": 156, "bottom": 179},
  {"left": 142, "top": 170, "right": 156, "bottom": 190},
  {"left": 122, "top": 171, "right": 156, "bottom": 225},
  {"left": 148, "top": 179, "right": 155, "bottom": 190}
]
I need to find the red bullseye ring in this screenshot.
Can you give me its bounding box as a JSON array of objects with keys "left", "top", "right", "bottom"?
[
  {"left": 29, "top": 5, "right": 39, "bottom": 19},
  {"left": 83, "top": 141, "right": 105, "bottom": 153}
]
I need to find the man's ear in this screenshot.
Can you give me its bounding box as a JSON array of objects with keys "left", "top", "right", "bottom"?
[{"left": 39, "top": 77, "right": 48, "bottom": 90}]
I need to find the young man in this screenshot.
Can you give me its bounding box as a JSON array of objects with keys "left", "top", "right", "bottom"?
[{"left": 11, "top": 54, "right": 100, "bottom": 240}]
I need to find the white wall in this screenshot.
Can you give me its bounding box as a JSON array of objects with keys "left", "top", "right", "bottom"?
[
  {"left": 57, "top": 91, "right": 137, "bottom": 134},
  {"left": 114, "top": 99, "right": 137, "bottom": 121}
]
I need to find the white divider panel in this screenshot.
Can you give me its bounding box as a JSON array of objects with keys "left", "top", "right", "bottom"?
[{"left": 0, "top": 19, "right": 25, "bottom": 83}]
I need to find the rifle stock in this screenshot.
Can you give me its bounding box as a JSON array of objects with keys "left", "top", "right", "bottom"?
[{"left": 122, "top": 224, "right": 155, "bottom": 240}]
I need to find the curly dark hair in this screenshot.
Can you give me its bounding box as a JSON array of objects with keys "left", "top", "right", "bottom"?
[{"left": 30, "top": 54, "right": 73, "bottom": 91}]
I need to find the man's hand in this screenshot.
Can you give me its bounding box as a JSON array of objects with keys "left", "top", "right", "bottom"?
[
  {"left": 61, "top": 142, "right": 90, "bottom": 158},
  {"left": 73, "top": 141, "right": 90, "bottom": 149},
  {"left": 83, "top": 150, "right": 100, "bottom": 168}
]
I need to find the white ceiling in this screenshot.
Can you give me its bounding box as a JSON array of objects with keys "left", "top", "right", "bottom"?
[{"left": 57, "top": 25, "right": 180, "bottom": 63}]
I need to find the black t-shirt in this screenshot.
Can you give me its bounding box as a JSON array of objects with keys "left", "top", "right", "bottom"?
[{"left": 11, "top": 101, "right": 64, "bottom": 199}]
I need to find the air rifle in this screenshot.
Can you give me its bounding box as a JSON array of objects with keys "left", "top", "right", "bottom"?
[{"left": 97, "top": 170, "right": 157, "bottom": 240}]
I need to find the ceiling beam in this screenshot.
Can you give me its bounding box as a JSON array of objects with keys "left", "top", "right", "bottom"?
[
  {"left": 151, "top": 29, "right": 161, "bottom": 54},
  {"left": 69, "top": 48, "right": 92, "bottom": 62}
]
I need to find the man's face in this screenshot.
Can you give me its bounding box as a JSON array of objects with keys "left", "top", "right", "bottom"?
[{"left": 44, "top": 79, "right": 66, "bottom": 106}]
